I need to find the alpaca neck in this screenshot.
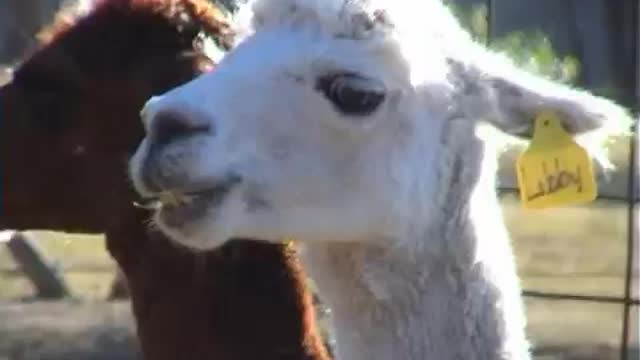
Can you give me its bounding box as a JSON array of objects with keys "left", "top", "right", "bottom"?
[{"left": 301, "top": 184, "right": 530, "bottom": 360}]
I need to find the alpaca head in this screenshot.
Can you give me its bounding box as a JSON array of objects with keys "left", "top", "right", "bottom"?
[{"left": 129, "top": 0, "right": 632, "bottom": 251}]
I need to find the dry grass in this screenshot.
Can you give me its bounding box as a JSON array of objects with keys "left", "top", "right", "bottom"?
[
  {"left": 0, "top": 195, "right": 637, "bottom": 359},
  {"left": 0, "top": 232, "right": 115, "bottom": 299},
  {"left": 503, "top": 194, "right": 638, "bottom": 360},
  {"left": 0, "top": 300, "right": 139, "bottom": 360}
]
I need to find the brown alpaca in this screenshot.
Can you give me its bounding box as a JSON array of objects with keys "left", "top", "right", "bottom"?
[{"left": 0, "top": 1, "right": 331, "bottom": 359}]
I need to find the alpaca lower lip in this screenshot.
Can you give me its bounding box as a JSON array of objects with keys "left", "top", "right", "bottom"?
[{"left": 156, "top": 184, "right": 234, "bottom": 228}]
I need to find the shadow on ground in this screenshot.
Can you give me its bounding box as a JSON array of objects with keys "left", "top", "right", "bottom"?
[
  {"left": 0, "top": 300, "right": 140, "bottom": 360},
  {"left": 0, "top": 299, "right": 637, "bottom": 360}
]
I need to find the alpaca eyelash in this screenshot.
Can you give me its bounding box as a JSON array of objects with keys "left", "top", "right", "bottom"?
[{"left": 315, "top": 72, "right": 386, "bottom": 116}]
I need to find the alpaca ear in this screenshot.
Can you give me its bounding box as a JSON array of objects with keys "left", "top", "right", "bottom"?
[
  {"left": 448, "top": 57, "right": 633, "bottom": 140},
  {"left": 482, "top": 75, "right": 632, "bottom": 139}
]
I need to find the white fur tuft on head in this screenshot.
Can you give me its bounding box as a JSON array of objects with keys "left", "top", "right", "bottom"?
[
  {"left": 231, "top": 0, "right": 634, "bottom": 141},
  {"left": 60, "top": 0, "right": 97, "bottom": 18}
]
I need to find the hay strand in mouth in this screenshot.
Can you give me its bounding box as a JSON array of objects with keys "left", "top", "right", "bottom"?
[
  {"left": 133, "top": 200, "right": 162, "bottom": 210},
  {"left": 133, "top": 191, "right": 198, "bottom": 210}
]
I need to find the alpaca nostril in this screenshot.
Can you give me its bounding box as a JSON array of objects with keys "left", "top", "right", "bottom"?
[{"left": 151, "top": 109, "right": 213, "bottom": 147}]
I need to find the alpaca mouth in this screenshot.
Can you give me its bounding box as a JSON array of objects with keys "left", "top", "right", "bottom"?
[
  {"left": 135, "top": 176, "right": 241, "bottom": 228},
  {"left": 157, "top": 188, "right": 228, "bottom": 228}
]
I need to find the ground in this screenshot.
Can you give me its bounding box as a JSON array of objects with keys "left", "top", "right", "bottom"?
[
  {"left": 0, "top": 300, "right": 139, "bottom": 360},
  {"left": 0, "top": 194, "right": 637, "bottom": 360}
]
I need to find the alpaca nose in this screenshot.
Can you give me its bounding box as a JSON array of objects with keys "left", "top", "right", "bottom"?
[
  {"left": 139, "top": 107, "right": 215, "bottom": 192},
  {"left": 149, "top": 109, "right": 213, "bottom": 148}
]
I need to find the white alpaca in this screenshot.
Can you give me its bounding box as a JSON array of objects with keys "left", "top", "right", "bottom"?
[{"left": 128, "top": 0, "right": 632, "bottom": 359}]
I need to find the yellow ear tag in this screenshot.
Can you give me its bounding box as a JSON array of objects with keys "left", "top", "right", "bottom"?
[{"left": 516, "top": 111, "right": 597, "bottom": 209}]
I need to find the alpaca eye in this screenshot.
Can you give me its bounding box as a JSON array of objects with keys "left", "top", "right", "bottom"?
[{"left": 316, "top": 73, "right": 386, "bottom": 116}]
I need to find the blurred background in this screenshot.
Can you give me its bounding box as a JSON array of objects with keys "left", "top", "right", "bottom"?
[{"left": 0, "top": 0, "right": 638, "bottom": 359}]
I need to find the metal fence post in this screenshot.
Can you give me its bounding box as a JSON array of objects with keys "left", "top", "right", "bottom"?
[{"left": 620, "top": 2, "right": 639, "bottom": 359}]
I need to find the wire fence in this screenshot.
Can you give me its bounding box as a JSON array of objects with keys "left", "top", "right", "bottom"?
[{"left": 482, "top": 0, "right": 639, "bottom": 359}]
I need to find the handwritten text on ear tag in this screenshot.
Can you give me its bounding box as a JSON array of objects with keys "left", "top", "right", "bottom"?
[{"left": 516, "top": 111, "right": 597, "bottom": 209}]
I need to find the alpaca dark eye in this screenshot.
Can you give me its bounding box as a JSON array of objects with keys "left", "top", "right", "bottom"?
[{"left": 316, "top": 73, "right": 386, "bottom": 116}]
